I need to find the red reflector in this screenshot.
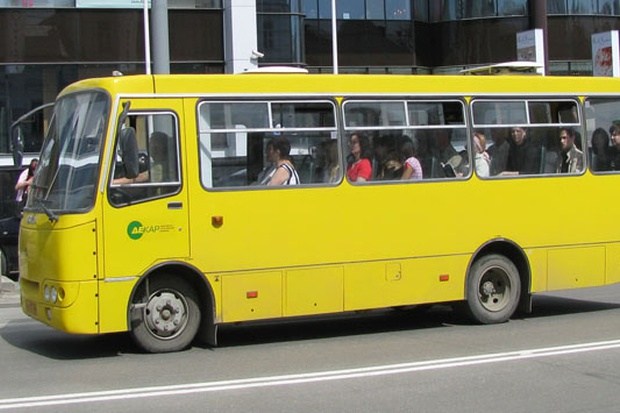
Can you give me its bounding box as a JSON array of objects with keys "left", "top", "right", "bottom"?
[
  {"left": 439, "top": 274, "right": 449, "bottom": 282},
  {"left": 246, "top": 291, "right": 258, "bottom": 299}
]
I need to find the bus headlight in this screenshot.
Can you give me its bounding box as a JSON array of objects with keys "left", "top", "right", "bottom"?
[
  {"left": 50, "top": 287, "right": 58, "bottom": 304},
  {"left": 43, "top": 285, "right": 59, "bottom": 304}
]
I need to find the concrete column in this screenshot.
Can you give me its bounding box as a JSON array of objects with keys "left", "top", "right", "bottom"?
[
  {"left": 152, "top": 0, "right": 170, "bottom": 74},
  {"left": 530, "top": 0, "right": 549, "bottom": 75},
  {"left": 224, "top": 0, "right": 259, "bottom": 73}
]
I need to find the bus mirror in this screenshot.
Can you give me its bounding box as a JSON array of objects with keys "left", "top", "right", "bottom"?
[{"left": 119, "top": 127, "right": 139, "bottom": 179}]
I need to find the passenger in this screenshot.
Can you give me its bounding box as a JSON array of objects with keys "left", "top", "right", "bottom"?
[
  {"left": 264, "top": 136, "right": 300, "bottom": 185},
  {"left": 320, "top": 139, "right": 340, "bottom": 183},
  {"left": 556, "top": 127, "right": 584, "bottom": 173},
  {"left": 432, "top": 129, "right": 458, "bottom": 164},
  {"left": 149, "top": 131, "right": 170, "bottom": 182},
  {"left": 608, "top": 121, "right": 620, "bottom": 171},
  {"left": 591, "top": 127, "right": 610, "bottom": 172},
  {"left": 400, "top": 136, "right": 423, "bottom": 180},
  {"left": 473, "top": 131, "right": 490, "bottom": 177},
  {"left": 504, "top": 127, "right": 541, "bottom": 175},
  {"left": 15, "top": 158, "right": 38, "bottom": 211},
  {"left": 487, "top": 130, "right": 510, "bottom": 176},
  {"left": 431, "top": 129, "right": 465, "bottom": 177},
  {"left": 346, "top": 132, "right": 373, "bottom": 182}
]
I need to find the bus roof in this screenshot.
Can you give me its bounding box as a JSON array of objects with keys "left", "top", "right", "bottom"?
[{"left": 57, "top": 72, "right": 620, "bottom": 99}]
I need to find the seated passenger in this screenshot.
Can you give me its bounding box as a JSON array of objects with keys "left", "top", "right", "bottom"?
[
  {"left": 504, "top": 127, "right": 541, "bottom": 175},
  {"left": 591, "top": 127, "right": 610, "bottom": 172},
  {"left": 400, "top": 136, "right": 423, "bottom": 180},
  {"left": 608, "top": 122, "right": 620, "bottom": 171},
  {"left": 264, "top": 136, "right": 300, "bottom": 185},
  {"left": 556, "top": 127, "right": 584, "bottom": 173},
  {"left": 430, "top": 129, "right": 464, "bottom": 178},
  {"left": 473, "top": 131, "right": 490, "bottom": 177},
  {"left": 346, "top": 132, "right": 373, "bottom": 182},
  {"left": 319, "top": 139, "right": 341, "bottom": 183},
  {"left": 149, "top": 131, "right": 171, "bottom": 182}
]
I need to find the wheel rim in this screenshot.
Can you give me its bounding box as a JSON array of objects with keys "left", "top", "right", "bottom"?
[
  {"left": 144, "top": 288, "right": 189, "bottom": 340},
  {"left": 477, "top": 265, "right": 512, "bottom": 312}
]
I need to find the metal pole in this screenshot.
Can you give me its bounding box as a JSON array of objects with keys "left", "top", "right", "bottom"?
[
  {"left": 152, "top": 0, "right": 171, "bottom": 74},
  {"left": 331, "top": 0, "right": 338, "bottom": 74},
  {"left": 530, "top": 0, "right": 548, "bottom": 75},
  {"left": 143, "top": 0, "right": 151, "bottom": 74}
]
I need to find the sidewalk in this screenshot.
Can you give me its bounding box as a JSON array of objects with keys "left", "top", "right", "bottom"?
[{"left": 0, "top": 276, "right": 20, "bottom": 306}]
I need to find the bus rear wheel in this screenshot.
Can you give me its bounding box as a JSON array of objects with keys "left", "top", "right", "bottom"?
[
  {"left": 465, "top": 254, "right": 520, "bottom": 324},
  {"left": 131, "top": 276, "right": 201, "bottom": 353}
]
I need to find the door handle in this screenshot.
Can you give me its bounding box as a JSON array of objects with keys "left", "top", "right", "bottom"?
[{"left": 167, "top": 201, "right": 183, "bottom": 210}]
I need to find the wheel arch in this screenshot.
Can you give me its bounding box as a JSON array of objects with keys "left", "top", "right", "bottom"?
[
  {"left": 467, "top": 238, "right": 532, "bottom": 313},
  {"left": 128, "top": 261, "right": 217, "bottom": 346}
]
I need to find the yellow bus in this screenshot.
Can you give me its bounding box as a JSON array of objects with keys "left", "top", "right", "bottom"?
[{"left": 19, "top": 72, "right": 620, "bottom": 352}]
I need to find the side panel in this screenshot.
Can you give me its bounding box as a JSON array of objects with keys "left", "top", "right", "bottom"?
[
  {"left": 547, "top": 246, "right": 606, "bottom": 290},
  {"left": 344, "top": 256, "right": 466, "bottom": 311},
  {"left": 221, "top": 271, "right": 282, "bottom": 322},
  {"left": 284, "top": 266, "right": 344, "bottom": 316},
  {"left": 97, "top": 278, "right": 138, "bottom": 332}
]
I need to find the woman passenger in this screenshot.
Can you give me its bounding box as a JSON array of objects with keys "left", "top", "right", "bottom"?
[
  {"left": 265, "top": 136, "right": 300, "bottom": 185},
  {"left": 346, "top": 132, "right": 373, "bottom": 182},
  {"left": 400, "top": 136, "right": 423, "bottom": 180}
]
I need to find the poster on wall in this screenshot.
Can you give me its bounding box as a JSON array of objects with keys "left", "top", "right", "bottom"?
[
  {"left": 76, "top": 0, "right": 150, "bottom": 7},
  {"left": 592, "top": 31, "right": 620, "bottom": 77},
  {"left": 516, "top": 29, "right": 545, "bottom": 74}
]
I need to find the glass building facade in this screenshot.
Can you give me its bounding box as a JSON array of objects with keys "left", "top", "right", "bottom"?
[{"left": 1, "top": 0, "right": 620, "bottom": 159}]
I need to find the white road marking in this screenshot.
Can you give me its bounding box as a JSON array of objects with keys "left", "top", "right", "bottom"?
[{"left": 1, "top": 339, "right": 620, "bottom": 410}]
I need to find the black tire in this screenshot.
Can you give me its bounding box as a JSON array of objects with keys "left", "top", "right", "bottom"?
[
  {"left": 465, "top": 254, "right": 520, "bottom": 324},
  {"left": 130, "top": 276, "right": 201, "bottom": 353}
]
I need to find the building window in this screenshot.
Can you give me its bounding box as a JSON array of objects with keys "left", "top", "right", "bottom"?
[
  {"left": 366, "top": 0, "right": 385, "bottom": 19},
  {"left": 337, "top": 0, "right": 365, "bottom": 19},
  {"left": 386, "top": 0, "right": 411, "bottom": 20},
  {"left": 302, "top": 0, "right": 319, "bottom": 18},
  {"left": 498, "top": 0, "right": 528, "bottom": 16},
  {"left": 569, "top": 0, "right": 596, "bottom": 13}
]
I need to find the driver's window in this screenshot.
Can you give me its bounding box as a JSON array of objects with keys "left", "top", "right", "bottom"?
[{"left": 109, "top": 112, "right": 180, "bottom": 206}]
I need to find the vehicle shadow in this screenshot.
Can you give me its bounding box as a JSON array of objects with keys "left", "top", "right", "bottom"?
[
  {"left": 211, "top": 293, "right": 620, "bottom": 348},
  {"left": 2, "top": 293, "right": 620, "bottom": 358},
  {"left": 0, "top": 322, "right": 136, "bottom": 359}
]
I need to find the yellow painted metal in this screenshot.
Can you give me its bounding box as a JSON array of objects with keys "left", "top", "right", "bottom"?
[
  {"left": 221, "top": 271, "right": 282, "bottom": 322},
  {"left": 547, "top": 247, "right": 606, "bottom": 290},
  {"left": 284, "top": 266, "right": 344, "bottom": 317},
  {"left": 19, "top": 72, "right": 620, "bottom": 337}
]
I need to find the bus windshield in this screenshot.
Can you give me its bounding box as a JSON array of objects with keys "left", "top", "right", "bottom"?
[{"left": 28, "top": 91, "right": 109, "bottom": 213}]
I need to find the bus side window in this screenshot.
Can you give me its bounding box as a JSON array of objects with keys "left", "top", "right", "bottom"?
[{"left": 109, "top": 113, "right": 180, "bottom": 206}]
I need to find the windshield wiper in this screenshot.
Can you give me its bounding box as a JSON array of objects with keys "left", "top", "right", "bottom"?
[{"left": 36, "top": 201, "right": 58, "bottom": 223}]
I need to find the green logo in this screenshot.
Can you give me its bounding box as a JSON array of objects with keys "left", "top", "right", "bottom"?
[
  {"left": 127, "top": 221, "right": 176, "bottom": 240},
  {"left": 127, "top": 221, "right": 144, "bottom": 240}
]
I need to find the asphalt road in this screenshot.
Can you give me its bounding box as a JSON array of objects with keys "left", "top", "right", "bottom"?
[{"left": 1, "top": 283, "right": 620, "bottom": 412}]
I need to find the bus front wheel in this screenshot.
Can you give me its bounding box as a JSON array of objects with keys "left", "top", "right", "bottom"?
[
  {"left": 465, "top": 254, "right": 520, "bottom": 324},
  {"left": 131, "top": 276, "right": 201, "bottom": 353}
]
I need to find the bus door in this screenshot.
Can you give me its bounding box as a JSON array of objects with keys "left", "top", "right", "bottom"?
[{"left": 102, "top": 102, "right": 188, "bottom": 279}]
